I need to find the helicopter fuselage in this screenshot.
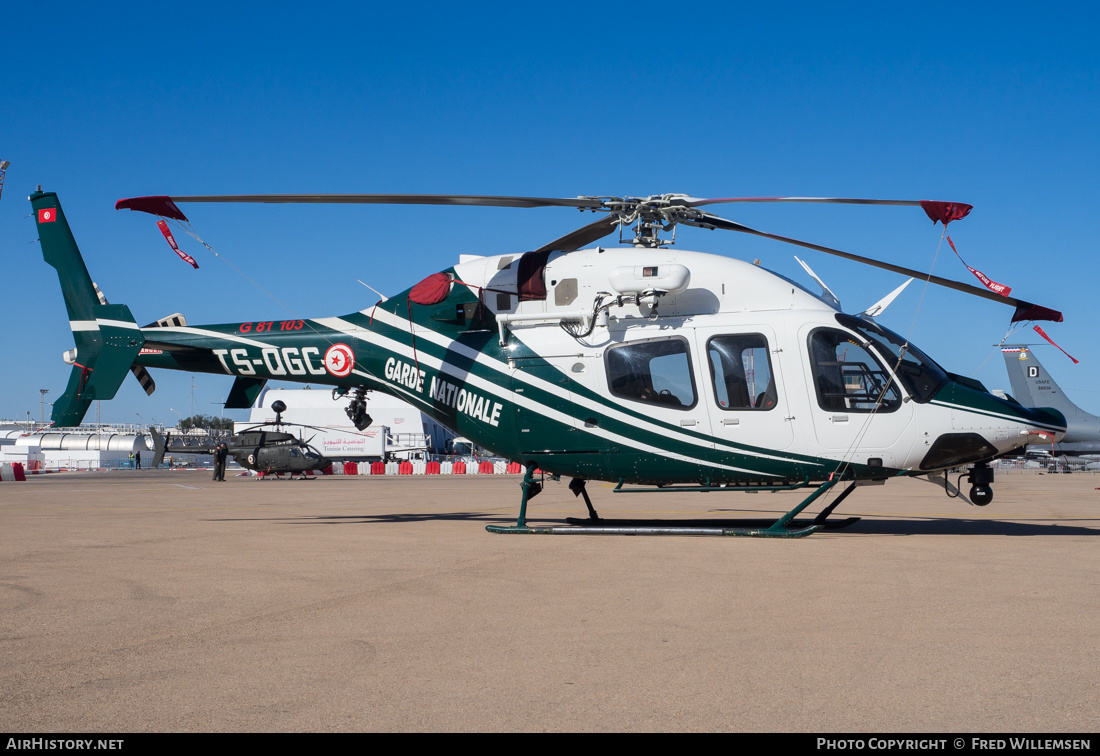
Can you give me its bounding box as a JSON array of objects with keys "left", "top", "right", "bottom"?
[
  {"left": 224, "top": 429, "right": 331, "bottom": 474},
  {"left": 130, "top": 246, "right": 1066, "bottom": 486}
]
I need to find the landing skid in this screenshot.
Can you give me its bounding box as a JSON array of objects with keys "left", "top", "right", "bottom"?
[
  {"left": 486, "top": 471, "right": 854, "bottom": 538},
  {"left": 563, "top": 515, "right": 861, "bottom": 531},
  {"left": 256, "top": 472, "right": 318, "bottom": 480}
]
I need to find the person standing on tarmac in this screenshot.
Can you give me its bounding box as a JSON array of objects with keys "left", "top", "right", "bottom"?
[
  {"left": 212, "top": 444, "right": 222, "bottom": 482},
  {"left": 135, "top": 450, "right": 141, "bottom": 469},
  {"left": 214, "top": 443, "right": 229, "bottom": 482}
]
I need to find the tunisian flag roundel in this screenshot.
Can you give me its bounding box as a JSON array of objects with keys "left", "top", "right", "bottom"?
[{"left": 324, "top": 344, "right": 355, "bottom": 377}]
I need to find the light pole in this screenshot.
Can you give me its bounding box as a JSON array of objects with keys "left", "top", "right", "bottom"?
[
  {"left": 39, "top": 389, "right": 49, "bottom": 424},
  {"left": 169, "top": 408, "right": 182, "bottom": 429}
]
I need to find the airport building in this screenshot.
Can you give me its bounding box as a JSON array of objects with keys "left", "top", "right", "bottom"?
[{"left": 0, "top": 425, "right": 149, "bottom": 471}]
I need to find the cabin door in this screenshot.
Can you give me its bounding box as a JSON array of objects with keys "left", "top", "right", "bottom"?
[
  {"left": 692, "top": 325, "right": 795, "bottom": 453},
  {"left": 797, "top": 322, "right": 915, "bottom": 466}
]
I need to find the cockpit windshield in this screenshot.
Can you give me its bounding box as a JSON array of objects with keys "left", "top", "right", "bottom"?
[{"left": 836, "top": 314, "right": 949, "bottom": 403}]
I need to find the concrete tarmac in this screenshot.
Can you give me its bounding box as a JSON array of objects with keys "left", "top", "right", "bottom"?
[{"left": 1, "top": 469, "right": 1097, "bottom": 732}]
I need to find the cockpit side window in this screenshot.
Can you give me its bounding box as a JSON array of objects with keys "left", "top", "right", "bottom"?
[
  {"left": 834, "top": 314, "right": 949, "bottom": 403},
  {"left": 606, "top": 337, "right": 697, "bottom": 410},
  {"left": 707, "top": 334, "right": 777, "bottom": 410},
  {"left": 808, "top": 328, "right": 901, "bottom": 413}
]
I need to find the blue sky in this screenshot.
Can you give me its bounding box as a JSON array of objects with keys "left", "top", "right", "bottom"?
[{"left": 2, "top": 2, "right": 1098, "bottom": 424}]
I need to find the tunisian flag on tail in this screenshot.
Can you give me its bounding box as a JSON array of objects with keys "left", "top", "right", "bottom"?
[{"left": 156, "top": 220, "right": 199, "bottom": 269}]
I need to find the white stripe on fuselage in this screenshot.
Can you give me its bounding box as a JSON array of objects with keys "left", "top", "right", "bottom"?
[
  {"left": 97, "top": 319, "right": 140, "bottom": 330},
  {"left": 71, "top": 319, "right": 142, "bottom": 331},
  {"left": 140, "top": 325, "right": 274, "bottom": 349},
  {"left": 343, "top": 309, "right": 812, "bottom": 466},
  {"left": 930, "top": 399, "right": 1065, "bottom": 434},
  {"left": 312, "top": 314, "right": 790, "bottom": 477}
]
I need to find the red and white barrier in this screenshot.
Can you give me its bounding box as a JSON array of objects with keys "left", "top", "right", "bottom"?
[
  {"left": 328, "top": 460, "right": 526, "bottom": 477},
  {"left": 0, "top": 462, "right": 27, "bottom": 481}
]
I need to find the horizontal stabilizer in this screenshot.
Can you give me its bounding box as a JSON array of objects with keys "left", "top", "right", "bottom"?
[
  {"left": 93, "top": 283, "right": 156, "bottom": 395},
  {"left": 226, "top": 377, "right": 268, "bottom": 410},
  {"left": 52, "top": 302, "right": 145, "bottom": 425}
]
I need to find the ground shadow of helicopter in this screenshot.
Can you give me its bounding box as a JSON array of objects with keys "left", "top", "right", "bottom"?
[
  {"left": 152, "top": 400, "right": 332, "bottom": 479},
  {"left": 207, "top": 511, "right": 1099, "bottom": 537}
]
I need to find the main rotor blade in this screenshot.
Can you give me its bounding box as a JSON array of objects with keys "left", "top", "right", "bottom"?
[
  {"left": 686, "top": 196, "right": 931, "bottom": 208},
  {"left": 683, "top": 197, "right": 975, "bottom": 226},
  {"left": 690, "top": 211, "right": 1062, "bottom": 321},
  {"left": 533, "top": 215, "right": 621, "bottom": 254},
  {"left": 116, "top": 194, "right": 603, "bottom": 221}
]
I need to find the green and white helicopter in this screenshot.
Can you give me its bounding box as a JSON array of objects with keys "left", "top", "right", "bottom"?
[{"left": 33, "top": 189, "right": 1067, "bottom": 536}]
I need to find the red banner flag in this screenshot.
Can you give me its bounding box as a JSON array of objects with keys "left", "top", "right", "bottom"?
[
  {"left": 156, "top": 220, "right": 199, "bottom": 269},
  {"left": 1033, "top": 325, "right": 1079, "bottom": 364},
  {"left": 947, "top": 235, "right": 1010, "bottom": 297}
]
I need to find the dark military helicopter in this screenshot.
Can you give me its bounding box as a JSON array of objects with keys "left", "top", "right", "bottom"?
[{"left": 151, "top": 400, "right": 333, "bottom": 478}]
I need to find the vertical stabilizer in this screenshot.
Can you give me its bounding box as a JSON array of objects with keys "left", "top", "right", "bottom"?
[
  {"left": 34, "top": 191, "right": 145, "bottom": 426},
  {"left": 1001, "top": 346, "right": 1093, "bottom": 423},
  {"left": 32, "top": 191, "right": 99, "bottom": 323}
]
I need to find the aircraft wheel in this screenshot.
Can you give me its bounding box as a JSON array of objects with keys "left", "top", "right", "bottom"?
[{"left": 969, "top": 485, "right": 993, "bottom": 506}]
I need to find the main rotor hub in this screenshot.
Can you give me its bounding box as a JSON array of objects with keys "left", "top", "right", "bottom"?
[{"left": 579, "top": 194, "right": 707, "bottom": 248}]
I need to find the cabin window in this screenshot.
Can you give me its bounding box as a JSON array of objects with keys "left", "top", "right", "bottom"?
[
  {"left": 834, "top": 314, "right": 948, "bottom": 403},
  {"left": 606, "top": 337, "right": 697, "bottom": 409},
  {"left": 707, "top": 334, "right": 776, "bottom": 410},
  {"left": 808, "top": 328, "right": 901, "bottom": 413}
]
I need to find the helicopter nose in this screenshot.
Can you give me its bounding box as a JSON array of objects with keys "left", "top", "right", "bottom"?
[
  {"left": 917, "top": 384, "right": 1066, "bottom": 471},
  {"left": 948, "top": 402, "right": 1066, "bottom": 456}
]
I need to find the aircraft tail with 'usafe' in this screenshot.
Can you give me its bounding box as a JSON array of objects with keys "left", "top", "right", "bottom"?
[
  {"left": 32, "top": 189, "right": 146, "bottom": 427},
  {"left": 1001, "top": 345, "right": 1092, "bottom": 421}
]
